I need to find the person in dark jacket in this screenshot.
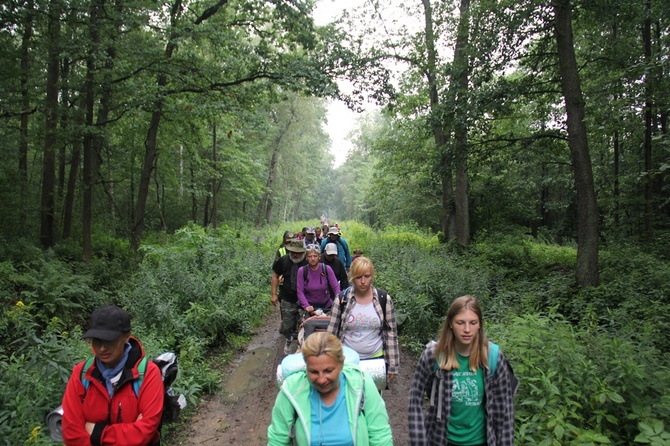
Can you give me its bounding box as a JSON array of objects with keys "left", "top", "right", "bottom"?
[
  {"left": 62, "top": 305, "right": 164, "bottom": 446},
  {"left": 321, "top": 242, "right": 349, "bottom": 289},
  {"left": 408, "top": 295, "right": 518, "bottom": 446},
  {"left": 271, "top": 239, "right": 308, "bottom": 354}
]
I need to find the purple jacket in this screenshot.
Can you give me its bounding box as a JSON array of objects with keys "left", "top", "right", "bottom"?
[{"left": 296, "top": 263, "right": 340, "bottom": 309}]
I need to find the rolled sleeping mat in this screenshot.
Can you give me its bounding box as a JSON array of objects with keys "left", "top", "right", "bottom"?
[
  {"left": 46, "top": 405, "right": 64, "bottom": 442},
  {"left": 276, "top": 347, "right": 387, "bottom": 391}
]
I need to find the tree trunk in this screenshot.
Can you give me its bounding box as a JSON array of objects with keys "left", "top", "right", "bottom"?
[
  {"left": 642, "top": 0, "right": 653, "bottom": 242},
  {"left": 40, "top": 1, "right": 61, "bottom": 249},
  {"left": 421, "top": 0, "right": 455, "bottom": 240},
  {"left": 82, "top": 0, "right": 102, "bottom": 262},
  {"left": 256, "top": 110, "right": 294, "bottom": 226},
  {"left": 132, "top": 0, "right": 181, "bottom": 250},
  {"left": 19, "top": 0, "right": 34, "bottom": 229},
  {"left": 452, "top": 0, "right": 471, "bottom": 246},
  {"left": 553, "top": 0, "right": 599, "bottom": 287},
  {"left": 211, "top": 123, "right": 218, "bottom": 228}
]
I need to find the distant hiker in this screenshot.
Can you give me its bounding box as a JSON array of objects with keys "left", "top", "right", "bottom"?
[
  {"left": 314, "top": 226, "right": 323, "bottom": 243},
  {"left": 274, "top": 230, "right": 297, "bottom": 263},
  {"left": 352, "top": 248, "right": 364, "bottom": 263},
  {"left": 272, "top": 239, "right": 308, "bottom": 354},
  {"left": 302, "top": 227, "right": 318, "bottom": 246},
  {"left": 320, "top": 226, "right": 352, "bottom": 270},
  {"left": 321, "top": 242, "right": 349, "bottom": 289},
  {"left": 297, "top": 244, "right": 341, "bottom": 316},
  {"left": 268, "top": 332, "right": 393, "bottom": 446},
  {"left": 61, "top": 305, "right": 164, "bottom": 445},
  {"left": 408, "top": 295, "right": 519, "bottom": 446},
  {"left": 328, "top": 257, "right": 399, "bottom": 386}
]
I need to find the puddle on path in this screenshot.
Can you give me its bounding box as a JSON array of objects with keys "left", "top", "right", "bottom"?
[{"left": 222, "top": 347, "right": 274, "bottom": 402}]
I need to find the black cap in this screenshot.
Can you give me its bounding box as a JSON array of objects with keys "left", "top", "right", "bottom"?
[{"left": 82, "top": 305, "right": 131, "bottom": 341}]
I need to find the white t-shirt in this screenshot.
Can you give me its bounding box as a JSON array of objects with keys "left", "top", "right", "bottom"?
[{"left": 342, "top": 302, "right": 383, "bottom": 359}]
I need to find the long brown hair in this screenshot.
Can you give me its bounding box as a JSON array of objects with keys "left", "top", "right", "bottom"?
[{"left": 435, "top": 295, "right": 489, "bottom": 372}]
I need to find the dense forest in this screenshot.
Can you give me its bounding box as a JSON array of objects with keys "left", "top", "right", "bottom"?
[{"left": 1, "top": 0, "right": 669, "bottom": 444}]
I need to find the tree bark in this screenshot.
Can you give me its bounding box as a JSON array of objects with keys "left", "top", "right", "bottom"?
[
  {"left": 19, "top": 0, "right": 34, "bottom": 229},
  {"left": 452, "top": 0, "right": 471, "bottom": 246},
  {"left": 40, "top": 1, "right": 61, "bottom": 249},
  {"left": 553, "top": 0, "right": 599, "bottom": 286},
  {"left": 421, "top": 0, "right": 455, "bottom": 240},
  {"left": 132, "top": 0, "right": 182, "bottom": 250},
  {"left": 211, "top": 123, "right": 218, "bottom": 228},
  {"left": 642, "top": 0, "right": 653, "bottom": 242}
]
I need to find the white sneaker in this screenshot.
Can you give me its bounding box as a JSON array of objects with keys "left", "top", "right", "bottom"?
[{"left": 284, "top": 338, "right": 292, "bottom": 355}]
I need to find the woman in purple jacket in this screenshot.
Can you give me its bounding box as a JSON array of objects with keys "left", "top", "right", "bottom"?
[{"left": 297, "top": 244, "right": 341, "bottom": 315}]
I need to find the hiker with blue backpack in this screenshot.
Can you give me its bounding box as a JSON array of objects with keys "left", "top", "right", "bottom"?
[
  {"left": 327, "top": 257, "right": 400, "bottom": 386},
  {"left": 61, "top": 305, "right": 164, "bottom": 445},
  {"left": 320, "top": 226, "right": 353, "bottom": 270},
  {"left": 408, "top": 295, "right": 519, "bottom": 446}
]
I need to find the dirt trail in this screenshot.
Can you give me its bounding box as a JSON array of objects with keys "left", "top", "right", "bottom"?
[{"left": 171, "top": 309, "right": 416, "bottom": 445}]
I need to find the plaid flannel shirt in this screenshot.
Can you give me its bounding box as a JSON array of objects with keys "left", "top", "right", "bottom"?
[
  {"left": 408, "top": 341, "right": 518, "bottom": 446},
  {"left": 327, "top": 286, "right": 400, "bottom": 374}
]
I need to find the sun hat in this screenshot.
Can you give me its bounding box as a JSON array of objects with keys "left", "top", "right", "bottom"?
[
  {"left": 285, "top": 239, "right": 306, "bottom": 253},
  {"left": 82, "top": 305, "right": 131, "bottom": 341},
  {"left": 325, "top": 243, "right": 338, "bottom": 255},
  {"left": 327, "top": 227, "right": 340, "bottom": 236}
]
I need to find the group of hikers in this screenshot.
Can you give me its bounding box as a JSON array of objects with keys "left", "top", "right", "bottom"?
[
  {"left": 268, "top": 224, "right": 519, "bottom": 445},
  {"left": 56, "top": 223, "right": 518, "bottom": 446}
]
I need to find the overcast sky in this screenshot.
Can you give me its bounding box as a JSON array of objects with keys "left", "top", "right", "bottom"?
[{"left": 312, "top": 0, "right": 371, "bottom": 167}]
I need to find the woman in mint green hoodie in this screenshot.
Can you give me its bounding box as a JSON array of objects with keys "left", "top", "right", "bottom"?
[{"left": 268, "top": 332, "right": 393, "bottom": 446}]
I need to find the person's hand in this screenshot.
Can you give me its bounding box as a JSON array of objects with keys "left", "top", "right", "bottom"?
[
  {"left": 85, "top": 422, "right": 94, "bottom": 434},
  {"left": 305, "top": 306, "right": 314, "bottom": 314},
  {"left": 278, "top": 275, "right": 285, "bottom": 284},
  {"left": 136, "top": 413, "right": 143, "bottom": 421},
  {"left": 387, "top": 372, "right": 397, "bottom": 383},
  {"left": 271, "top": 294, "right": 278, "bottom": 307}
]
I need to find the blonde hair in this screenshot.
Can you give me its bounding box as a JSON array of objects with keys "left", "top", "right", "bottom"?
[
  {"left": 435, "top": 295, "right": 489, "bottom": 372},
  {"left": 349, "top": 256, "right": 375, "bottom": 281},
  {"left": 301, "top": 332, "right": 345, "bottom": 365}
]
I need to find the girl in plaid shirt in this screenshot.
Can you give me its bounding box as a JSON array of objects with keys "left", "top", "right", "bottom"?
[{"left": 408, "top": 296, "right": 518, "bottom": 446}]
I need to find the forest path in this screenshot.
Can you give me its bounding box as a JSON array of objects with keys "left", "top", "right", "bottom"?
[{"left": 170, "top": 309, "right": 416, "bottom": 445}]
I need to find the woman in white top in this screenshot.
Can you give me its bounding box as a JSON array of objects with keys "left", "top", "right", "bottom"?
[{"left": 327, "top": 257, "right": 399, "bottom": 384}]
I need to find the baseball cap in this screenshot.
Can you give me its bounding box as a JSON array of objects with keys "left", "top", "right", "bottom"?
[
  {"left": 325, "top": 243, "right": 338, "bottom": 255},
  {"left": 305, "top": 227, "right": 316, "bottom": 235},
  {"left": 82, "top": 305, "right": 132, "bottom": 341},
  {"left": 285, "top": 239, "right": 306, "bottom": 253},
  {"left": 327, "top": 227, "right": 340, "bottom": 236}
]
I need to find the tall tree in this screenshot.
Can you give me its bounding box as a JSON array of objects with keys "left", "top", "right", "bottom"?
[
  {"left": 553, "top": 0, "right": 599, "bottom": 286},
  {"left": 40, "top": 0, "right": 62, "bottom": 248}
]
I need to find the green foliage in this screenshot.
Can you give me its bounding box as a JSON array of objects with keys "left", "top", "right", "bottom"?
[
  {"left": 2, "top": 224, "right": 670, "bottom": 446},
  {"left": 0, "top": 303, "right": 89, "bottom": 445},
  {"left": 498, "top": 313, "right": 670, "bottom": 445}
]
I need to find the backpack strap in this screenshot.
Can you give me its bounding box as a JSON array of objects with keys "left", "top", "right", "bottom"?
[
  {"left": 80, "top": 356, "right": 95, "bottom": 392},
  {"left": 488, "top": 342, "right": 499, "bottom": 377},
  {"left": 80, "top": 355, "right": 148, "bottom": 398},
  {"left": 376, "top": 289, "right": 389, "bottom": 331},
  {"left": 133, "top": 356, "right": 148, "bottom": 397}
]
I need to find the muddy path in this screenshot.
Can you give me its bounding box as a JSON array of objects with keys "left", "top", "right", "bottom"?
[{"left": 171, "top": 309, "right": 416, "bottom": 445}]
